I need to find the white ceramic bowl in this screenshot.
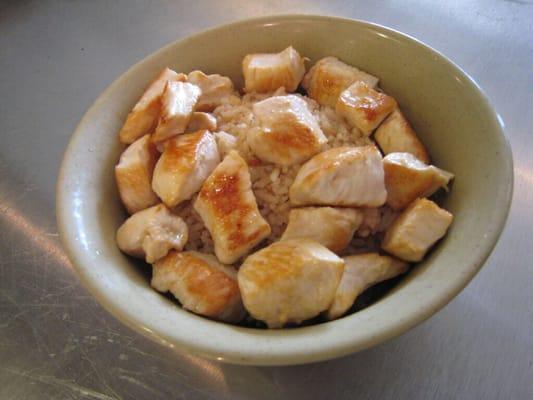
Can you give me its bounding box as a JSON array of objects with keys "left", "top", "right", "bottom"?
[{"left": 57, "top": 15, "right": 513, "bottom": 365}]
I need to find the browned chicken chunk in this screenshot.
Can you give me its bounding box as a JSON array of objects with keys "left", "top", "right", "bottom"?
[
  {"left": 336, "top": 81, "right": 397, "bottom": 135},
  {"left": 115, "top": 134, "right": 159, "bottom": 214},
  {"left": 302, "top": 57, "right": 379, "bottom": 107},
  {"left": 119, "top": 68, "right": 186, "bottom": 144},
  {"left": 382, "top": 198, "right": 453, "bottom": 262},
  {"left": 194, "top": 150, "right": 271, "bottom": 264},
  {"left": 116, "top": 204, "right": 188, "bottom": 263},
  {"left": 152, "top": 130, "right": 220, "bottom": 207},
  {"left": 242, "top": 46, "right": 306, "bottom": 93},
  {"left": 248, "top": 95, "right": 327, "bottom": 165},
  {"left": 326, "top": 253, "right": 408, "bottom": 319},
  {"left": 152, "top": 251, "right": 245, "bottom": 323},
  {"left": 290, "top": 145, "right": 387, "bottom": 207},
  {"left": 281, "top": 207, "right": 363, "bottom": 253},
  {"left": 238, "top": 239, "right": 344, "bottom": 328},
  {"left": 374, "top": 109, "right": 430, "bottom": 164},
  {"left": 383, "top": 152, "right": 454, "bottom": 209}
]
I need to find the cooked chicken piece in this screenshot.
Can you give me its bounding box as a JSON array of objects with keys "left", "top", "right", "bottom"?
[
  {"left": 356, "top": 208, "right": 381, "bottom": 237},
  {"left": 119, "top": 68, "right": 186, "bottom": 144},
  {"left": 326, "top": 253, "right": 408, "bottom": 320},
  {"left": 336, "top": 81, "right": 397, "bottom": 135},
  {"left": 383, "top": 152, "right": 454, "bottom": 210},
  {"left": 151, "top": 82, "right": 202, "bottom": 143},
  {"left": 302, "top": 57, "right": 379, "bottom": 107},
  {"left": 152, "top": 251, "right": 245, "bottom": 323},
  {"left": 152, "top": 130, "right": 220, "bottom": 207},
  {"left": 238, "top": 239, "right": 344, "bottom": 328},
  {"left": 213, "top": 131, "right": 238, "bottom": 157},
  {"left": 115, "top": 134, "right": 159, "bottom": 214},
  {"left": 248, "top": 95, "right": 327, "bottom": 165},
  {"left": 374, "top": 109, "right": 430, "bottom": 164},
  {"left": 116, "top": 204, "right": 188, "bottom": 263},
  {"left": 187, "top": 70, "right": 240, "bottom": 112},
  {"left": 184, "top": 112, "right": 217, "bottom": 133},
  {"left": 194, "top": 150, "right": 271, "bottom": 264},
  {"left": 290, "top": 145, "right": 387, "bottom": 207},
  {"left": 242, "top": 46, "right": 306, "bottom": 93},
  {"left": 382, "top": 198, "right": 453, "bottom": 262},
  {"left": 281, "top": 207, "right": 363, "bottom": 253}
]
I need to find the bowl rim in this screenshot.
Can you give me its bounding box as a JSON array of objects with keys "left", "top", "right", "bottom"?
[{"left": 56, "top": 14, "right": 514, "bottom": 366}]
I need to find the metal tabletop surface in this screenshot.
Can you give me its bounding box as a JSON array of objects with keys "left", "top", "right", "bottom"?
[{"left": 1, "top": 1, "right": 532, "bottom": 399}]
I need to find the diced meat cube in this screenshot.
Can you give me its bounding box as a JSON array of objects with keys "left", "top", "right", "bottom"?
[
  {"left": 336, "top": 81, "right": 397, "bottom": 135},
  {"left": 302, "top": 57, "right": 379, "bottom": 107},
  {"left": 242, "top": 46, "right": 306, "bottom": 93},
  {"left": 381, "top": 198, "right": 453, "bottom": 262},
  {"left": 187, "top": 71, "right": 240, "bottom": 112},
  {"left": 356, "top": 208, "right": 381, "bottom": 238},
  {"left": 184, "top": 112, "right": 217, "bottom": 133},
  {"left": 152, "top": 130, "right": 220, "bottom": 207},
  {"left": 248, "top": 95, "right": 327, "bottom": 165},
  {"left": 119, "top": 68, "right": 186, "bottom": 144},
  {"left": 152, "top": 251, "right": 245, "bottom": 323},
  {"left": 152, "top": 81, "right": 202, "bottom": 143},
  {"left": 290, "top": 145, "right": 387, "bottom": 207},
  {"left": 116, "top": 204, "right": 188, "bottom": 263},
  {"left": 238, "top": 239, "right": 344, "bottom": 328},
  {"left": 281, "top": 207, "right": 363, "bottom": 253},
  {"left": 213, "top": 131, "right": 238, "bottom": 157},
  {"left": 383, "top": 152, "right": 454, "bottom": 209},
  {"left": 194, "top": 150, "right": 271, "bottom": 264},
  {"left": 115, "top": 134, "right": 159, "bottom": 214},
  {"left": 326, "top": 253, "right": 408, "bottom": 320},
  {"left": 374, "top": 109, "right": 430, "bottom": 164}
]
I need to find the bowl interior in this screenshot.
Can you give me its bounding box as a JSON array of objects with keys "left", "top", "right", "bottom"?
[{"left": 57, "top": 15, "right": 513, "bottom": 365}]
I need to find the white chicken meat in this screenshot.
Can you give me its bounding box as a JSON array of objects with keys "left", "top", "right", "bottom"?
[
  {"left": 242, "top": 46, "right": 306, "bottom": 93},
  {"left": 281, "top": 207, "right": 363, "bottom": 253},
  {"left": 152, "top": 130, "right": 220, "bottom": 208},
  {"left": 336, "top": 81, "right": 397, "bottom": 135},
  {"left": 152, "top": 251, "right": 245, "bottom": 323},
  {"left": 119, "top": 68, "right": 186, "bottom": 144},
  {"left": 289, "top": 145, "right": 387, "bottom": 207},
  {"left": 382, "top": 198, "right": 453, "bottom": 262},
  {"left": 187, "top": 70, "right": 240, "bottom": 112},
  {"left": 115, "top": 134, "right": 159, "bottom": 214},
  {"left": 116, "top": 204, "right": 188, "bottom": 263},
  {"left": 374, "top": 109, "right": 430, "bottom": 164},
  {"left": 302, "top": 57, "right": 379, "bottom": 108},
  {"left": 213, "top": 131, "right": 238, "bottom": 157},
  {"left": 184, "top": 112, "right": 218, "bottom": 133},
  {"left": 152, "top": 81, "right": 202, "bottom": 143},
  {"left": 326, "top": 253, "right": 408, "bottom": 320},
  {"left": 238, "top": 239, "right": 344, "bottom": 328},
  {"left": 194, "top": 150, "right": 271, "bottom": 264},
  {"left": 383, "top": 152, "right": 454, "bottom": 210},
  {"left": 248, "top": 95, "right": 327, "bottom": 166}
]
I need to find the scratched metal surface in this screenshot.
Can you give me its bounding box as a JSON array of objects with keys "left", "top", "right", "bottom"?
[{"left": 0, "top": 0, "right": 532, "bottom": 399}]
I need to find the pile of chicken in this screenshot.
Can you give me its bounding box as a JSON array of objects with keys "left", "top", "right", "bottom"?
[{"left": 114, "top": 47, "right": 454, "bottom": 328}]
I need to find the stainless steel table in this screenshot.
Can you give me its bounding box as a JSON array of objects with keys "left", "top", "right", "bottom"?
[{"left": 1, "top": 1, "right": 531, "bottom": 399}]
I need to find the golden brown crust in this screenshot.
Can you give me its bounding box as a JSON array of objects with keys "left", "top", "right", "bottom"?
[
  {"left": 115, "top": 135, "right": 159, "bottom": 214},
  {"left": 153, "top": 251, "right": 242, "bottom": 320},
  {"left": 336, "top": 81, "right": 397, "bottom": 134},
  {"left": 384, "top": 163, "right": 435, "bottom": 210},
  {"left": 374, "top": 109, "right": 430, "bottom": 164},
  {"left": 198, "top": 158, "right": 269, "bottom": 252},
  {"left": 159, "top": 130, "right": 207, "bottom": 175},
  {"left": 118, "top": 69, "right": 186, "bottom": 144}
]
